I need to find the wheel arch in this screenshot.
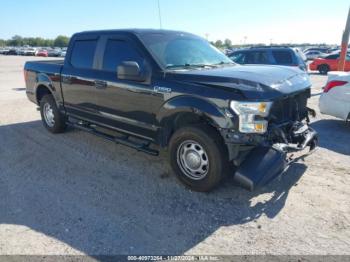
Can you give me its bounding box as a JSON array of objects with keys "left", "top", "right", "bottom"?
[
  {"left": 317, "top": 63, "right": 330, "bottom": 71},
  {"left": 156, "top": 96, "right": 234, "bottom": 147},
  {"left": 34, "top": 73, "right": 60, "bottom": 105},
  {"left": 36, "top": 84, "right": 53, "bottom": 104}
]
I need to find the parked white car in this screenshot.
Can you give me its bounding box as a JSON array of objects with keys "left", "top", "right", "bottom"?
[
  {"left": 319, "top": 71, "right": 350, "bottom": 121},
  {"left": 304, "top": 50, "right": 325, "bottom": 60},
  {"left": 0, "top": 48, "right": 10, "bottom": 54},
  {"left": 23, "top": 48, "right": 38, "bottom": 56}
]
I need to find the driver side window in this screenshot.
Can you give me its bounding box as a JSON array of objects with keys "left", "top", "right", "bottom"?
[{"left": 102, "top": 39, "right": 144, "bottom": 72}]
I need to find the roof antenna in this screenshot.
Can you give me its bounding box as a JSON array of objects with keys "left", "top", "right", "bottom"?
[{"left": 157, "top": 0, "right": 163, "bottom": 29}]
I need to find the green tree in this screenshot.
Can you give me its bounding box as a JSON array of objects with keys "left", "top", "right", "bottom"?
[
  {"left": 53, "top": 35, "right": 70, "bottom": 47},
  {"left": 224, "top": 38, "right": 232, "bottom": 49},
  {"left": 214, "top": 40, "right": 223, "bottom": 48},
  {"left": 8, "top": 35, "right": 23, "bottom": 46},
  {"left": 45, "top": 39, "right": 54, "bottom": 47}
]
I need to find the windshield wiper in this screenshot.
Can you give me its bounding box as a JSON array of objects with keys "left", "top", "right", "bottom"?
[
  {"left": 166, "top": 63, "right": 218, "bottom": 69},
  {"left": 212, "top": 61, "right": 235, "bottom": 66}
]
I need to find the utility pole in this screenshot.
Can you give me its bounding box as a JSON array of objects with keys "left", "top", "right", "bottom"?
[
  {"left": 157, "top": 0, "right": 163, "bottom": 29},
  {"left": 338, "top": 6, "right": 350, "bottom": 71}
]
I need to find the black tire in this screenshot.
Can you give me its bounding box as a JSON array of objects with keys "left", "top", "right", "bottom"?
[
  {"left": 318, "top": 64, "right": 329, "bottom": 75},
  {"left": 169, "top": 124, "right": 229, "bottom": 192},
  {"left": 39, "top": 94, "right": 66, "bottom": 133}
]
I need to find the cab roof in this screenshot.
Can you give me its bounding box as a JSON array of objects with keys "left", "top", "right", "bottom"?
[{"left": 75, "top": 29, "right": 196, "bottom": 37}]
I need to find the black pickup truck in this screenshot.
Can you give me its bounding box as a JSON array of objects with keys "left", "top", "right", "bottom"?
[{"left": 24, "top": 29, "right": 317, "bottom": 192}]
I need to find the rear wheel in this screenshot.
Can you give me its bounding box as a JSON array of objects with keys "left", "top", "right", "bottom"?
[
  {"left": 39, "top": 94, "right": 66, "bottom": 133},
  {"left": 169, "top": 124, "right": 229, "bottom": 192},
  {"left": 318, "top": 64, "right": 330, "bottom": 75}
]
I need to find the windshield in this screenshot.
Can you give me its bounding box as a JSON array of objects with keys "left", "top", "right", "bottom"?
[{"left": 138, "top": 32, "right": 234, "bottom": 69}]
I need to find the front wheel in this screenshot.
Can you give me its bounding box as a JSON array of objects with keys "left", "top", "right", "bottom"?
[
  {"left": 318, "top": 64, "right": 329, "bottom": 75},
  {"left": 169, "top": 124, "right": 229, "bottom": 192},
  {"left": 40, "top": 94, "right": 66, "bottom": 133}
]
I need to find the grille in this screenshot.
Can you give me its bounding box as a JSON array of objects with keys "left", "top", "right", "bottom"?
[{"left": 269, "top": 89, "right": 310, "bottom": 124}]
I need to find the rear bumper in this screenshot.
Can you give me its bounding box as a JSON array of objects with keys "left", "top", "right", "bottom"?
[
  {"left": 233, "top": 124, "right": 318, "bottom": 191},
  {"left": 319, "top": 93, "right": 350, "bottom": 121},
  {"left": 26, "top": 90, "right": 37, "bottom": 105}
]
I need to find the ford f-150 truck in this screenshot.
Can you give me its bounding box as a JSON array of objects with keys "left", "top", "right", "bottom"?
[{"left": 24, "top": 29, "right": 318, "bottom": 192}]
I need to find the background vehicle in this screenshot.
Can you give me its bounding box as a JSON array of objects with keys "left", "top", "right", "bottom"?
[
  {"left": 23, "top": 48, "right": 38, "bottom": 56},
  {"left": 0, "top": 48, "right": 10, "bottom": 54},
  {"left": 59, "top": 49, "right": 66, "bottom": 57},
  {"left": 228, "top": 46, "right": 307, "bottom": 71},
  {"left": 319, "top": 71, "right": 350, "bottom": 121},
  {"left": 47, "top": 48, "right": 61, "bottom": 57},
  {"left": 36, "top": 49, "right": 48, "bottom": 57},
  {"left": 5, "top": 48, "right": 18, "bottom": 55},
  {"left": 309, "top": 53, "right": 350, "bottom": 74},
  {"left": 0, "top": 46, "right": 68, "bottom": 56},
  {"left": 293, "top": 47, "right": 307, "bottom": 62},
  {"left": 304, "top": 50, "right": 325, "bottom": 60},
  {"left": 327, "top": 47, "right": 341, "bottom": 53},
  {"left": 303, "top": 47, "right": 331, "bottom": 54},
  {"left": 17, "top": 48, "right": 25, "bottom": 55},
  {"left": 24, "top": 29, "right": 317, "bottom": 192}
]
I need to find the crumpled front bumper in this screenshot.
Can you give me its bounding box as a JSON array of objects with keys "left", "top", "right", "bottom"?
[{"left": 233, "top": 124, "right": 318, "bottom": 191}]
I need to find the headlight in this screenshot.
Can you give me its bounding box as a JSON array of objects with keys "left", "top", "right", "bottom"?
[{"left": 230, "top": 101, "right": 273, "bottom": 133}]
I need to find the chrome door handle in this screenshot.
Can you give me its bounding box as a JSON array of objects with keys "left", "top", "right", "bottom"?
[{"left": 94, "top": 80, "right": 107, "bottom": 89}]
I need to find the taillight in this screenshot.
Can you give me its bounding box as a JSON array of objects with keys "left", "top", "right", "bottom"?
[{"left": 323, "top": 80, "right": 348, "bottom": 93}]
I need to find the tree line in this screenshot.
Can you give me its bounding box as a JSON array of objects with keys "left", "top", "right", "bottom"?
[
  {"left": 210, "top": 39, "right": 233, "bottom": 49},
  {"left": 0, "top": 35, "right": 70, "bottom": 47},
  {"left": 0, "top": 35, "right": 335, "bottom": 50},
  {"left": 209, "top": 38, "right": 333, "bottom": 50}
]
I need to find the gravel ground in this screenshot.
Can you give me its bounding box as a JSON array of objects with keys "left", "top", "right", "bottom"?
[{"left": 0, "top": 56, "right": 349, "bottom": 256}]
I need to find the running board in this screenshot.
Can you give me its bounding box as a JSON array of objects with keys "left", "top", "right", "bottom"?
[{"left": 68, "top": 121, "right": 159, "bottom": 156}]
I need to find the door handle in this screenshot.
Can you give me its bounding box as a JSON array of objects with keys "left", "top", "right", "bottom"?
[
  {"left": 62, "top": 75, "right": 73, "bottom": 84},
  {"left": 94, "top": 80, "right": 107, "bottom": 89}
]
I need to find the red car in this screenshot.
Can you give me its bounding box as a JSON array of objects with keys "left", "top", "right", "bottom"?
[
  {"left": 309, "top": 53, "right": 350, "bottom": 74},
  {"left": 36, "top": 50, "right": 48, "bottom": 57}
]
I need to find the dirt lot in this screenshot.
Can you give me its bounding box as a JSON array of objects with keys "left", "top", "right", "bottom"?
[{"left": 0, "top": 56, "right": 349, "bottom": 256}]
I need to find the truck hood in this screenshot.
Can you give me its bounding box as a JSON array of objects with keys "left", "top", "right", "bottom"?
[{"left": 167, "top": 65, "right": 311, "bottom": 99}]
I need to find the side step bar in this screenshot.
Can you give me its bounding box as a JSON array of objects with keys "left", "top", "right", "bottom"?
[{"left": 68, "top": 121, "right": 159, "bottom": 156}]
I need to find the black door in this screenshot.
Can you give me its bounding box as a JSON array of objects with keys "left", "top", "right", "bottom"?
[
  {"left": 61, "top": 36, "right": 101, "bottom": 120},
  {"left": 91, "top": 36, "right": 163, "bottom": 141}
]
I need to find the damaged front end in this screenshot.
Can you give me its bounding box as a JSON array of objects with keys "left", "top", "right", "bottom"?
[
  {"left": 226, "top": 89, "right": 318, "bottom": 191},
  {"left": 233, "top": 122, "right": 318, "bottom": 191}
]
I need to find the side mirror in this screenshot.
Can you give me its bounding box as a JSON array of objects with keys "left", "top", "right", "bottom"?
[{"left": 117, "top": 61, "right": 146, "bottom": 82}]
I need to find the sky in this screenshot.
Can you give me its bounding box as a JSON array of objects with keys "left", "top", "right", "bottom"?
[{"left": 0, "top": 0, "right": 349, "bottom": 44}]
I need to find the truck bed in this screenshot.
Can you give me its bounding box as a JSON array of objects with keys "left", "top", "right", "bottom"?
[
  {"left": 24, "top": 59, "right": 65, "bottom": 105},
  {"left": 29, "top": 59, "right": 64, "bottom": 65}
]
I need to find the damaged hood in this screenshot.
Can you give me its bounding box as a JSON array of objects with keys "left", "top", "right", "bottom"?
[{"left": 167, "top": 65, "right": 311, "bottom": 99}]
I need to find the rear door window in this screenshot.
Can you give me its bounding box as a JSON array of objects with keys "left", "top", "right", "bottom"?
[
  {"left": 70, "top": 40, "right": 97, "bottom": 69},
  {"left": 272, "top": 50, "right": 293, "bottom": 64},
  {"left": 255, "top": 51, "right": 269, "bottom": 64},
  {"left": 244, "top": 52, "right": 256, "bottom": 64},
  {"left": 245, "top": 51, "right": 269, "bottom": 64},
  {"left": 102, "top": 39, "right": 144, "bottom": 72}
]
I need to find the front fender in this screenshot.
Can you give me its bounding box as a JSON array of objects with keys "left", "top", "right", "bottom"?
[{"left": 156, "top": 96, "right": 235, "bottom": 129}]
